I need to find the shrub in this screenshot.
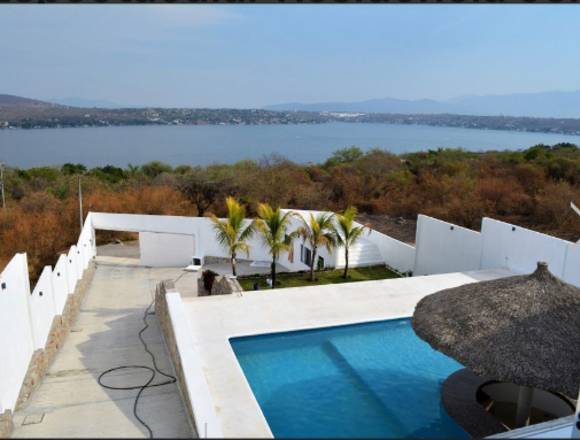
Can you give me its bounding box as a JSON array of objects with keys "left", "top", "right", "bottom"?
[{"left": 202, "top": 269, "right": 218, "bottom": 293}]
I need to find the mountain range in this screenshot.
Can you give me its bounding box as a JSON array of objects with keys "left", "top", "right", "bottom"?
[
  {"left": 265, "top": 91, "right": 580, "bottom": 119},
  {"left": 4, "top": 91, "right": 580, "bottom": 118},
  {"left": 48, "top": 97, "right": 129, "bottom": 109},
  {"left": 3, "top": 92, "right": 580, "bottom": 135}
]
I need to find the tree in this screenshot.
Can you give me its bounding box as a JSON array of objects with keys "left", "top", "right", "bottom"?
[
  {"left": 61, "top": 163, "right": 87, "bottom": 176},
  {"left": 255, "top": 204, "right": 297, "bottom": 289},
  {"left": 140, "top": 161, "right": 172, "bottom": 179},
  {"left": 210, "top": 197, "right": 255, "bottom": 276},
  {"left": 177, "top": 169, "right": 219, "bottom": 216},
  {"left": 324, "top": 146, "right": 364, "bottom": 167},
  {"left": 297, "top": 212, "right": 337, "bottom": 281},
  {"left": 334, "top": 206, "right": 369, "bottom": 279}
]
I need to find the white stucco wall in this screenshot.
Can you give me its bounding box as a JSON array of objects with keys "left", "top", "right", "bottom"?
[
  {"left": 0, "top": 215, "right": 96, "bottom": 412},
  {"left": 480, "top": 218, "right": 574, "bottom": 280},
  {"left": 414, "top": 215, "right": 483, "bottom": 276},
  {"left": 52, "top": 255, "right": 70, "bottom": 315},
  {"left": 0, "top": 254, "right": 35, "bottom": 413},
  {"left": 65, "top": 246, "right": 78, "bottom": 293},
  {"left": 411, "top": 216, "right": 579, "bottom": 287},
  {"left": 363, "top": 229, "right": 415, "bottom": 273},
  {"left": 139, "top": 232, "right": 196, "bottom": 267},
  {"left": 563, "top": 243, "right": 580, "bottom": 287},
  {"left": 93, "top": 212, "right": 312, "bottom": 271},
  {"left": 29, "top": 266, "right": 57, "bottom": 349},
  {"left": 92, "top": 213, "right": 250, "bottom": 263},
  {"left": 165, "top": 292, "right": 223, "bottom": 438},
  {"left": 92, "top": 211, "right": 419, "bottom": 273}
]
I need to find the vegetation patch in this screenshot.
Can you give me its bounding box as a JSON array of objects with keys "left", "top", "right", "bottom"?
[{"left": 237, "top": 265, "right": 400, "bottom": 291}]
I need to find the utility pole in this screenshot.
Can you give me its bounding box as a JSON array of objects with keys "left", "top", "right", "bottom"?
[
  {"left": 0, "top": 161, "right": 6, "bottom": 209},
  {"left": 572, "top": 202, "right": 580, "bottom": 244},
  {"left": 78, "top": 174, "right": 84, "bottom": 232}
]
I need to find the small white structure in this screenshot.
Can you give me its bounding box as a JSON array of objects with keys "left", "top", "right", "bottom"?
[{"left": 184, "top": 256, "right": 203, "bottom": 272}]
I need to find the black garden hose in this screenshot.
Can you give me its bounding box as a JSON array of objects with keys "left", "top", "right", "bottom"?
[{"left": 97, "top": 299, "right": 177, "bottom": 438}]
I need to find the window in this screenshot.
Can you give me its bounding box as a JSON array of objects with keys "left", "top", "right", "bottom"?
[{"left": 300, "top": 244, "right": 312, "bottom": 266}]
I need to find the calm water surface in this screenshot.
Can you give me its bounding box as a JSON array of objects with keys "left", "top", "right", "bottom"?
[
  {"left": 231, "top": 318, "right": 468, "bottom": 438},
  {"left": 1, "top": 122, "right": 580, "bottom": 167}
]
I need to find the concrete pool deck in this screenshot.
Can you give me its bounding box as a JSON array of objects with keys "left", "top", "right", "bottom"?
[{"left": 178, "top": 267, "right": 515, "bottom": 437}]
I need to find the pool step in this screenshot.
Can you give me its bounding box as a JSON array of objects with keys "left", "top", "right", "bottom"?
[
  {"left": 322, "top": 339, "right": 468, "bottom": 439},
  {"left": 321, "top": 341, "right": 408, "bottom": 436}
]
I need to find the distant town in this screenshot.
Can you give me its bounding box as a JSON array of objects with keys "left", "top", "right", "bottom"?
[{"left": 2, "top": 94, "right": 580, "bottom": 136}]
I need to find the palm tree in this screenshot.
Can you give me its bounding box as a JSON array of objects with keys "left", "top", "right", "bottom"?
[
  {"left": 255, "top": 204, "right": 298, "bottom": 289},
  {"left": 297, "top": 212, "right": 337, "bottom": 282},
  {"left": 334, "top": 206, "right": 369, "bottom": 279},
  {"left": 210, "top": 196, "right": 255, "bottom": 277}
]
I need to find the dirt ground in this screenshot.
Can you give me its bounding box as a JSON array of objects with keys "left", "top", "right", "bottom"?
[{"left": 356, "top": 214, "right": 417, "bottom": 245}]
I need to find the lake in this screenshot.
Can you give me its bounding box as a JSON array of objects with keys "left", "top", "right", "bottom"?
[{"left": 1, "top": 122, "right": 580, "bottom": 168}]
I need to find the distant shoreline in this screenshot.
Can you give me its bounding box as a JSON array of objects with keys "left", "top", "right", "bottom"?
[{"left": 3, "top": 117, "right": 580, "bottom": 137}]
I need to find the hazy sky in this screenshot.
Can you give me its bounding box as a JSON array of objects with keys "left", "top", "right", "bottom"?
[{"left": 2, "top": 5, "right": 579, "bottom": 108}]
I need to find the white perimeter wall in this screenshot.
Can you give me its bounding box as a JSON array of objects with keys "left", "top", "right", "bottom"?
[
  {"left": 92, "top": 213, "right": 272, "bottom": 268},
  {"left": 562, "top": 243, "right": 580, "bottom": 287},
  {"left": 50, "top": 212, "right": 580, "bottom": 287},
  {"left": 93, "top": 212, "right": 318, "bottom": 272},
  {"left": 414, "top": 215, "right": 580, "bottom": 287},
  {"left": 139, "top": 232, "right": 196, "bottom": 267},
  {"left": 481, "top": 218, "right": 579, "bottom": 284},
  {"left": 0, "top": 213, "right": 96, "bottom": 412},
  {"left": 93, "top": 211, "right": 418, "bottom": 274},
  {"left": 0, "top": 254, "right": 34, "bottom": 412},
  {"left": 363, "top": 229, "right": 416, "bottom": 274},
  {"left": 414, "top": 215, "right": 483, "bottom": 276},
  {"left": 165, "top": 291, "right": 223, "bottom": 438}
]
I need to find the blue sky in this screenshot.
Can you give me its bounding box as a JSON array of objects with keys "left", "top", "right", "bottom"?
[{"left": 1, "top": 5, "right": 579, "bottom": 108}]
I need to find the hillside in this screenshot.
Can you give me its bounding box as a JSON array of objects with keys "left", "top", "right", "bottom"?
[
  {"left": 0, "top": 94, "right": 59, "bottom": 108},
  {"left": 266, "top": 90, "right": 580, "bottom": 119},
  {"left": 2, "top": 93, "right": 580, "bottom": 135}
]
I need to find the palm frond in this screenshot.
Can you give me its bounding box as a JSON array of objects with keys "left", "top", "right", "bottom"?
[
  {"left": 255, "top": 205, "right": 297, "bottom": 258},
  {"left": 239, "top": 220, "right": 256, "bottom": 242}
]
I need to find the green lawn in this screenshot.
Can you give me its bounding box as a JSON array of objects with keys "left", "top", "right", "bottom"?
[{"left": 238, "top": 265, "right": 400, "bottom": 291}]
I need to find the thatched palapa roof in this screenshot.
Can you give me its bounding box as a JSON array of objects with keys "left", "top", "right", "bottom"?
[{"left": 412, "top": 262, "right": 580, "bottom": 397}]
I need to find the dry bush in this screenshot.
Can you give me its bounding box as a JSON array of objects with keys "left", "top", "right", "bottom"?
[
  {"left": 0, "top": 196, "right": 78, "bottom": 281},
  {"left": 533, "top": 182, "right": 580, "bottom": 241},
  {"left": 477, "top": 177, "right": 533, "bottom": 218},
  {"left": 0, "top": 185, "right": 193, "bottom": 280}
]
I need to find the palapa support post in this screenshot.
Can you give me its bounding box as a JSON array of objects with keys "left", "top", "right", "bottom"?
[{"left": 514, "top": 385, "right": 534, "bottom": 427}]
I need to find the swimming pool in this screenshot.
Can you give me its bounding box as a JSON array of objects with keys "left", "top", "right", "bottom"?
[{"left": 230, "top": 318, "right": 468, "bottom": 438}]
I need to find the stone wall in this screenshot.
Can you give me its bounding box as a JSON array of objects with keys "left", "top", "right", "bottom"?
[
  {"left": 197, "top": 278, "right": 210, "bottom": 296},
  {"left": 202, "top": 255, "right": 230, "bottom": 265},
  {"left": 0, "top": 410, "right": 13, "bottom": 439},
  {"left": 197, "top": 274, "right": 243, "bottom": 296},
  {"left": 14, "top": 261, "right": 96, "bottom": 412},
  {"left": 211, "top": 276, "right": 243, "bottom": 295},
  {"left": 154, "top": 281, "right": 198, "bottom": 437}
]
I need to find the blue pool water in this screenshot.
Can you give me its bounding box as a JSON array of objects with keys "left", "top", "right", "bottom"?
[{"left": 230, "top": 318, "right": 468, "bottom": 438}]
